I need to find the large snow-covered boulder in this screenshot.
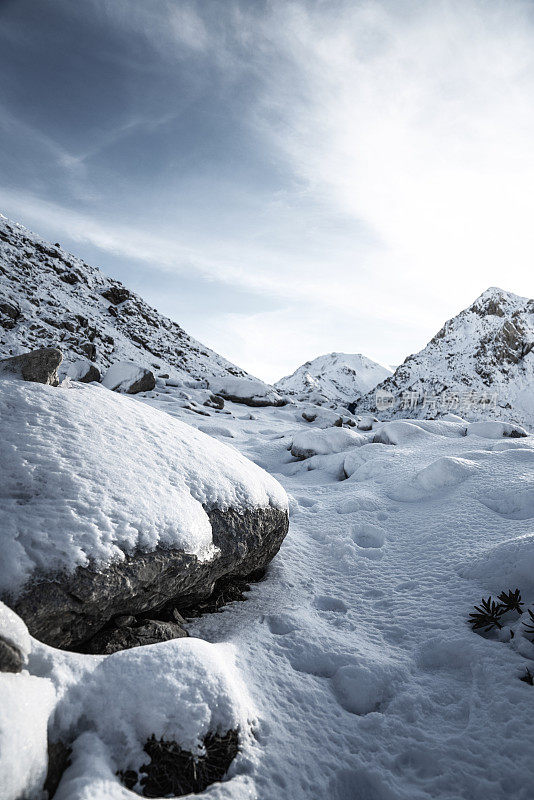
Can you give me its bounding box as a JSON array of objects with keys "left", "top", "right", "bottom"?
[
  {"left": 0, "top": 380, "right": 288, "bottom": 648},
  {"left": 208, "top": 376, "right": 287, "bottom": 407},
  {"left": 102, "top": 361, "right": 156, "bottom": 394}
]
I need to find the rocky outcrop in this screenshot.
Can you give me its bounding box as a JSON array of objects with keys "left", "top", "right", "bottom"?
[
  {"left": 0, "top": 214, "right": 251, "bottom": 385},
  {"left": 357, "top": 287, "right": 534, "bottom": 427},
  {"left": 10, "top": 507, "right": 288, "bottom": 649},
  {"left": 0, "top": 347, "right": 62, "bottom": 385},
  {"left": 101, "top": 285, "right": 131, "bottom": 305}
]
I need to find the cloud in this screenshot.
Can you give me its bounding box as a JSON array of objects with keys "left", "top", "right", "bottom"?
[{"left": 251, "top": 0, "right": 534, "bottom": 298}]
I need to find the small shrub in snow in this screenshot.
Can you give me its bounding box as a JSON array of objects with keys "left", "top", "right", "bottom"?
[
  {"left": 468, "top": 596, "right": 506, "bottom": 632},
  {"left": 469, "top": 588, "right": 528, "bottom": 633},
  {"left": 497, "top": 588, "right": 524, "bottom": 615},
  {"left": 118, "top": 729, "right": 239, "bottom": 797}
]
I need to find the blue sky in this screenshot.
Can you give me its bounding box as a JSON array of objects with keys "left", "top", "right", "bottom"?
[{"left": 1, "top": 0, "right": 534, "bottom": 382}]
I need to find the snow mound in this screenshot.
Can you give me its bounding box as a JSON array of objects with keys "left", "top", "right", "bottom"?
[
  {"left": 52, "top": 639, "right": 254, "bottom": 799},
  {"left": 458, "top": 534, "right": 534, "bottom": 597},
  {"left": 64, "top": 359, "right": 99, "bottom": 382},
  {"left": 0, "top": 671, "right": 55, "bottom": 800},
  {"left": 291, "top": 427, "right": 367, "bottom": 459},
  {"left": 331, "top": 657, "right": 401, "bottom": 715},
  {"left": 467, "top": 420, "right": 528, "bottom": 439},
  {"left": 0, "top": 601, "right": 30, "bottom": 660},
  {"left": 415, "top": 456, "right": 478, "bottom": 493},
  {"left": 480, "top": 487, "right": 534, "bottom": 520},
  {"left": 372, "top": 420, "right": 433, "bottom": 446},
  {"left": 388, "top": 456, "right": 479, "bottom": 503},
  {"left": 208, "top": 376, "right": 285, "bottom": 407},
  {"left": 343, "top": 444, "right": 398, "bottom": 480},
  {"left": 0, "top": 380, "right": 287, "bottom": 596}
]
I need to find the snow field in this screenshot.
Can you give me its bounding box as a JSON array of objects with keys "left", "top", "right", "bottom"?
[{"left": 1, "top": 374, "right": 533, "bottom": 799}]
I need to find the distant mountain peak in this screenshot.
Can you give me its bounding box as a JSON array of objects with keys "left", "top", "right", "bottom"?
[
  {"left": 358, "top": 287, "right": 534, "bottom": 427},
  {"left": 275, "top": 352, "right": 392, "bottom": 406}
]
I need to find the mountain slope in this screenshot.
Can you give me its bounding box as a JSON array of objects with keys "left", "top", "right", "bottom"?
[
  {"left": 358, "top": 287, "right": 534, "bottom": 426},
  {"left": 276, "top": 352, "right": 392, "bottom": 407},
  {"left": 0, "top": 214, "right": 248, "bottom": 381}
]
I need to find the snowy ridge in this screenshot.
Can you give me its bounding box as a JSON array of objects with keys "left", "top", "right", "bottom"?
[
  {"left": 358, "top": 287, "right": 534, "bottom": 427},
  {"left": 275, "top": 352, "right": 392, "bottom": 406},
  {"left": 0, "top": 214, "right": 249, "bottom": 382}
]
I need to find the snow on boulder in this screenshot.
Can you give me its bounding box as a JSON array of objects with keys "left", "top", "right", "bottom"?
[
  {"left": 299, "top": 405, "right": 343, "bottom": 428},
  {"left": 208, "top": 376, "right": 286, "bottom": 407},
  {"left": 291, "top": 427, "right": 367, "bottom": 459},
  {"left": 102, "top": 361, "right": 156, "bottom": 394},
  {"left": 65, "top": 358, "right": 101, "bottom": 383},
  {"left": 467, "top": 420, "right": 528, "bottom": 439},
  {"left": 0, "top": 380, "right": 288, "bottom": 648}
]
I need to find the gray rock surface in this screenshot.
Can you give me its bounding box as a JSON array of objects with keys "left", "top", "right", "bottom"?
[
  {"left": 84, "top": 619, "right": 188, "bottom": 654},
  {"left": 0, "top": 636, "right": 24, "bottom": 672},
  {"left": 0, "top": 347, "right": 62, "bottom": 385},
  {"left": 9, "top": 506, "right": 289, "bottom": 649},
  {"left": 126, "top": 368, "right": 156, "bottom": 394}
]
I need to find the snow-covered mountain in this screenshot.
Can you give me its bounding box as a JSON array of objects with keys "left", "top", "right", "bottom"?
[
  {"left": 275, "top": 352, "right": 392, "bottom": 407},
  {"left": 358, "top": 287, "right": 534, "bottom": 427},
  {"left": 0, "top": 214, "right": 249, "bottom": 381}
]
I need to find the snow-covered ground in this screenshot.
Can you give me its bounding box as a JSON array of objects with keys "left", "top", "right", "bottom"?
[
  {"left": 144, "top": 391, "right": 534, "bottom": 800},
  {"left": 4, "top": 376, "right": 533, "bottom": 800}
]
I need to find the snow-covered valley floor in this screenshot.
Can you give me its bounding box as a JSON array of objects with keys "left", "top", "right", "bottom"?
[
  {"left": 138, "top": 392, "right": 534, "bottom": 800},
  {"left": 3, "top": 381, "right": 534, "bottom": 800}
]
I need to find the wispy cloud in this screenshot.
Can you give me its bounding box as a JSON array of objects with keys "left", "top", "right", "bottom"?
[{"left": 252, "top": 0, "right": 534, "bottom": 297}]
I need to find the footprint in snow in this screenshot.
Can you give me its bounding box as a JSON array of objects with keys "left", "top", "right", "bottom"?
[
  {"left": 313, "top": 595, "right": 348, "bottom": 613},
  {"left": 266, "top": 614, "right": 298, "bottom": 636},
  {"left": 352, "top": 523, "right": 385, "bottom": 550}
]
